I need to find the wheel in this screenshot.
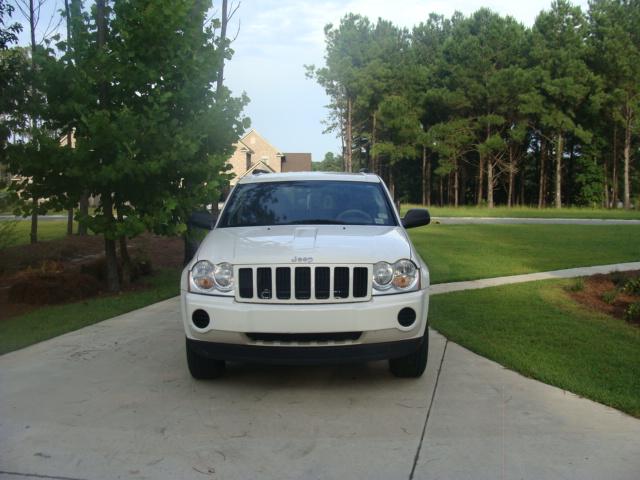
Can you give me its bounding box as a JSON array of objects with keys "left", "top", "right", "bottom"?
[
  {"left": 186, "top": 338, "right": 226, "bottom": 379},
  {"left": 389, "top": 329, "right": 429, "bottom": 378}
]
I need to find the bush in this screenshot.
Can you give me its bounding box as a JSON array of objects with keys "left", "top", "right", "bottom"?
[
  {"left": 567, "top": 278, "right": 585, "bottom": 292},
  {"left": 80, "top": 256, "right": 153, "bottom": 283},
  {"left": 625, "top": 303, "right": 640, "bottom": 323},
  {"left": 8, "top": 271, "right": 102, "bottom": 305},
  {"left": 601, "top": 289, "right": 618, "bottom": 304},
  {"left": 623, "top": 277, "right": 640, "bottom": 296}
]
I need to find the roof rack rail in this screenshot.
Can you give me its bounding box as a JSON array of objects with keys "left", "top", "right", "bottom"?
[
  {"left": 359, "top": 168, "right": 370, "bottom": 174},
  {"left": 252, "top": 169, "right": 271, "bottom": 175}
]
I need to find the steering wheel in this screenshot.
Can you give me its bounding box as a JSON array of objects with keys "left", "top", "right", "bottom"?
[{"left": 336, "top": 209, "right": 373, "bottom": 224}]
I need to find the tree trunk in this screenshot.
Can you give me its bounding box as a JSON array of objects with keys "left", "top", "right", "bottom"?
[
  {"left": 67, "top": 208, "right": 73, "bottom": 235},
  {"left": 555, "top": 132, "right": 563, "bottom": 209},
  {"left": 77, "top": 192, "right": 89, "bottom": 235},
  {"left": 422, "top": 145, "right": 431, "bottom": 207},
  {"left": 370, "top": 112, "right": 376, "bottom": 173},
  {"left": 103, "top": 195, "right": 120, "bottom": 292},
  {"left": 612, "top": 125, "right": 618, "bottom": 207},
  {"left": 477, "top": 154, "right": 484, "bottom": 205},
  {"left": 623, "top": 106, "right": 631, "bottom": 209},
  {"left": 117, "top": 209, "right": 131, "bottom": 287},
  {"left": 487, "top": 159, "right": 494, "bottom": 208},
  {"left": 454, "top": 161, "right": 459, "bottom": 207},
  {"left": 215, "top": 0, "right": 228, "bottom": 97},
  {"left": 30, "top": 199, "right": 37, "bottom": 244},
  {"left": 439, "top": 176, "right": 443, "bottom": 206},
  {"left": 28, "top": 0, "right": 38, "bottom": 244},
  {"left": 96, "top": 0, "right": 118, "bottom": 292},
  {"left": 538, "top": 137, "right": 547, "bottom": 208},
  {"left": 345, "top": 97, "right": 353, "bottom": 172},
  {"left": 603, "top": 151, "right": 609, "bottom": 208},
  {"left": 389, "top": 167, "right": 395, "bottom": 202}
]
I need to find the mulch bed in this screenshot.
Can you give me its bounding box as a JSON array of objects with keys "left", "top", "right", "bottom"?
[
  {"left": 0, "top": 233, "right": 184, "bottom": 321},
  {"left": 568, "top": 270, "right": 640, "bottom": 326}
]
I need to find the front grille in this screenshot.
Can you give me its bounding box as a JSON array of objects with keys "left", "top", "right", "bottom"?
[
  {"left": 236, "top": 265, "right": 371, "bottom": 303},
  {"left": 246, "top": 332, "right": 362, "bottom": 343}
]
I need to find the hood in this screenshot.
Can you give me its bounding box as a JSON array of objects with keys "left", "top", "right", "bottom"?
[{"left": 196, "top": 225, "right": 411, "bottom": 265}]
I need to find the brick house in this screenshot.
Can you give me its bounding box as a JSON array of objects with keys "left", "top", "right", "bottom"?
[{"left": 227, "top": 130, "right": 312, "bottom": 185}]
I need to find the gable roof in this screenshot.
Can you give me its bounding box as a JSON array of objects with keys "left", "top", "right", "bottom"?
[
  {"left": 238, "top": 159, "right": 277, "bottom": 180},
  {"left": 240, "top": 129, "right": 283, "bottom": 156}
]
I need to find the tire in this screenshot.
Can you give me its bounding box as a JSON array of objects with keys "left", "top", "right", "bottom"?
[
  {"left": 186, "top": 338, "right": 226, "bottom": 379},
  {"left": 389, "top": 329, "right": 429, "bottom": 378}
]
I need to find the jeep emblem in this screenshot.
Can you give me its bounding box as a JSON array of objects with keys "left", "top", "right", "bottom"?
[{"left": 291, "top": 256, "right": 313, "bottom": 263}]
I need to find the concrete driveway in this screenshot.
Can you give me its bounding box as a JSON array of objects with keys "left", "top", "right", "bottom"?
[{"left": 1, "top": 297, "right": 639, "bottom": 480}]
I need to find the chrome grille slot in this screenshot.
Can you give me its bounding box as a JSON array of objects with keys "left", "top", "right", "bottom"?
[{"left": 234, "top": 265, "right": 371, "bottom": 304}]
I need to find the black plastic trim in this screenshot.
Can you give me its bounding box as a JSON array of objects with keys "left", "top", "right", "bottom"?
[{"left": 186, "top": 336, "right": 423, "bottom": 365}]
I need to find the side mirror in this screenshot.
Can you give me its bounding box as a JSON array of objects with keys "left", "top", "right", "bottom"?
[
  {"left": 188, "top": 211, "right": 217, "bottom": 230},
  {"left": 402, "top": 209, "right": 430, "bottom": 229}
]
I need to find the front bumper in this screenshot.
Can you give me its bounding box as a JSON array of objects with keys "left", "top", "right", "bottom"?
[
  {"left": 187, "top": 336, "right": 424, "bottom": 364},
  {"left": 181, "top": 287, "right": 429, "bottom": 348}
]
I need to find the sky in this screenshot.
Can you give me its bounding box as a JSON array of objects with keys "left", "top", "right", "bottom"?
[{"left": 13, "top": 0, "right": 590, "bottom": 161}]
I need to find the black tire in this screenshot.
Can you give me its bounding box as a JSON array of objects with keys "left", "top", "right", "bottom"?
[
  {"left": 389, "top": 329, "right": 429, "bottom": 378},
  {"left": 186, "top": 338, "right": 226, "bottom": 379}
]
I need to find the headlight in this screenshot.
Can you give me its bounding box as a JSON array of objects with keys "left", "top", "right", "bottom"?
[
  {"left": 190, "top": 261, "right": 234, "bottom": 294},
  {"left": 213, "top": 262, "right": 234, "bottom": 291},
  {"left": 392, "top": 259, "right": 418, "bottom": 289},
  {"left": 191, "top": 260, "right": 216, "bottom": 291},
  {"left": 372, "top": 259, "right": 419, "bottom": 294},
  {"left": 373, "top": 261, "right": 394, "bottom": 289}
]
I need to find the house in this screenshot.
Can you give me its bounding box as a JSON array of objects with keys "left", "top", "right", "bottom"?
[{"left": 227, "top": 130, "right": 312, "bottom": 185}]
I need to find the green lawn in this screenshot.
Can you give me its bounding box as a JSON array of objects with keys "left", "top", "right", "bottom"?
[
  {"left": 429, "top": 280, "right": 640, "bottom": 417},
  {"left": 3, "top": 219, "right": 72, "bottom": 247},
  {"left": 402, "top": 204, "right": 640, "bottom": 219},
  {"left": 410, "top": 224, "right": 640, "bottom": 284},
  {"left": 0, "top": 269, "right": 180, "bottom": 355}
]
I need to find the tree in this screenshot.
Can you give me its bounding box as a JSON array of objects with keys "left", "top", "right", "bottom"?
[
  {"left": 589, "top": 0, "right": 640, "bottom": 209},
  {"left": 526, "top": 1, "right": 595, "bottom": 208},
  {"left": 312, "top": 152, "right": 343, "bottom": 172}
]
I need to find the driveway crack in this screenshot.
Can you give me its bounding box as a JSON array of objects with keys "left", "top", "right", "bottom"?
[{"left": 409, "top": 338, "right": 448, "bottom": 480}]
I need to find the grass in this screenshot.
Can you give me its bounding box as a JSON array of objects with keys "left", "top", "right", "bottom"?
[
  {"left": 0, "top": 269, "right": 180, "bottom": 355},
  {"left": 401, "top": 204, "right": 640, "bottom": 220},
  {"left": 410, "top": 224, "right": 640, "bottom": 284},
  {"left": 3, "top": 219, "right": 73, "bottom": 247},
  {"left": 429, "top": 279, "right": 640, "bottom": 417}
]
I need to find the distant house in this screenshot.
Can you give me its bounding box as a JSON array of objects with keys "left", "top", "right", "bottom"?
[{"left": 227, "top": 130, "right": 312, "bottom": 185}]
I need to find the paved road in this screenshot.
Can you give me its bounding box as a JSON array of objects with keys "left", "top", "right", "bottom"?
[{"left": 2, "top": 268, "right": 640, "bottom": 479}]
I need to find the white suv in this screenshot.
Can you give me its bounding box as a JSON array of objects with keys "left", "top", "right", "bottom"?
[{"left": 180, "top": 172, "right": 431, "bottom": 379}]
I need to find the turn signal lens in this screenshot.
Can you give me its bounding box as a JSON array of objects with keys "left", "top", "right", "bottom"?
[{"left": 392, "top": 259, "right": 418, "bottom": 289}]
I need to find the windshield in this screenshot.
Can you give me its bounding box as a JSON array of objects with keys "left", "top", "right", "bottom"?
[{"left": 218, "top": 180, "right": 397, "bottom": 227}]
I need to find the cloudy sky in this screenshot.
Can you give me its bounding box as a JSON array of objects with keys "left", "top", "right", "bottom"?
[
  {"left": 13, "top": 0, "right": 590, "bottom": 161},
  {"left": 225, "top": 0, "right": 589, "bottom": 161}
]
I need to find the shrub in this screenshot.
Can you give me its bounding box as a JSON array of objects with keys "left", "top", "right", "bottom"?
[
  {"left": 601, "top": 289, "right": 618, "bottom": 304},
  {"left": 567, "top": 278, "right": 585, "bottom": 292},
  {"left": 625, "top": 302, "right": 640, "bottom": 323},
  {"left": 0, "top": 220, "right": 18, "bottom": 251},
  {"left": 623, "top": 277, "right": 640, "bottom": 296},
  {"left": 8, "top": 271, "right": 102, "bottom": 305},
  {"left": 81, "top": 256, "right": 153, "bottom": 283}
]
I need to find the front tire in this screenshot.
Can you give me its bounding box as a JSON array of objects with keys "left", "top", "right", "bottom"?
[
  {"left": 186, "top": 338, "right": 226, "bottom": 379},
  {"left": 389, "top": 329, "right": 429, "bottom": 378}
]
